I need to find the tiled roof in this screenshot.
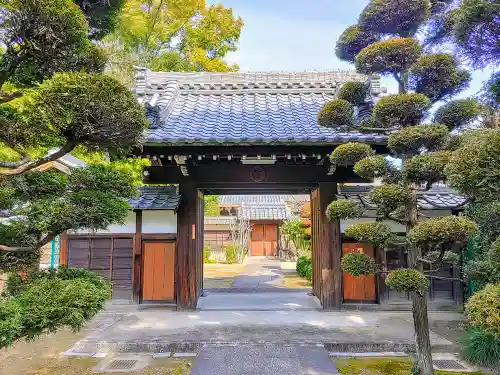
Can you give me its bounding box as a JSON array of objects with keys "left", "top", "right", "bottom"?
[
  {"left": 219, "top": 195, "right": 309, "bottom": 206},
  {"left": 241, "top": 205, "right": 290, "bottom": 220},
  {"left": 128, "top": 186, "right": 181, "bottom": 210},
  {"left": 337, "top": 185, "right": 467, "bottom": 210},
  {"left": 135, "top": 69, "right": 387, "bottom": 145}
]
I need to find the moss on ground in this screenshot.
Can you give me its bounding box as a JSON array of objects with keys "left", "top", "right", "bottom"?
[
  {"left": 333, "top": 357, "right": 488, "bottom": 375},
  {"left": 283, "top": 273, "right": 312, "bottom": 288}
]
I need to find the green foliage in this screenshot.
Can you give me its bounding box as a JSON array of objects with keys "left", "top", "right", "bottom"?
[
  {"left": 355, "top": 38, "right": 423, "bottom": 75},
  {"left": 373, "top": 93, "right": 431, "bottom": 128},
  {"left": 203, "top": 246, "right": 216, "bottom": 264},
  {"left": 409, "top": 53, "right": 470, "bottom": 102},
  {"left": 358, "top": 0, "right": 431, "bottom": 36},
  {"left": 281, "top": 218, "right": 311, "bottom": 254},
  {"left": 433, "top": 98, "right": 484, "bottom": 129},
  {"left": 388, "top": 124, "right": 448, "bottom": 155},
  {"left": 341, "top": 252, "right": 377, "bottom": 277},
  {"left": 408, "top": 216, "right": 477, "bottom": 249},
  {"left": 482, "top": 71, "right": 500, "bottom": 109},
  {"left": 224, "top": 244, "right": 239, "bottom": 264},
  {"left": 338, "top": 82, "right": 369, "bottom": 105},
  {"left": 386, "top": 269, "right": 429, "bottom": 294},
  {"left": 0, "top": 0, "right": 104, "bottom": 87},
  {"left": 446, "top": 129, "right": 500, "bottom": 201},
  {"left": 69, "top": 164, "right": 136, "bottom": 197},
  {"left": 74, "top": 0, "right": 125, "bottom": 40},
  {"left": 344, "top": 222, "right": 393, "bottom": 247},
  {"left": 317, "top": 99, "right": 355, "bottom": 128},
  {"left": 326, "top": 200, "right": 364, "bottom": 221},
  {"left": 465, "top": 282, "right": 500, "bottom": 337},
  {"left": 369, "top": 184, "right": 410, "bottom": 217},
  {"left": 330, "top": 143, "right": 375, "bottom": 167},
  {"left": 460, "top": 327, "right": 500, "bottom": 368},
  {"left": 0, "top": 267, "right": 111, "bottom": 348},
  {"left": 27, "top": 73, "right": 148, "bottom": 153},
  {"left": 450, "top": 0, "right": 500, "bottom": 68},
  {"left": 335, "top": 25, "right": 379, "bottom": 63},
  {"left": 296, "top": 256, "right": 312, "bottom": 281},
  {"left": 204, "top": 195, "right": 220, "bottom": 217},
  {"left": 353, "top": 155, "right": 391, "bottom": 179},
  {"left": 466, "top": 238, "right": 500, "bottom": 289},
  {"left": 403, "top": 150, "right": 451, "bottom": 184}
]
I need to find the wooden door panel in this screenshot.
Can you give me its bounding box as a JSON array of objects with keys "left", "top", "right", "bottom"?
[
  {"left": 142, "top": 242, "right": 175, "bottom": 302},
  {"left": 342, "top": 243, "right": 376, "bottom": 302}
]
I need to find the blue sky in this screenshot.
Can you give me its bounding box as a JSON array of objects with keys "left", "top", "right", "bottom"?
[{"left": 210, "top": 0, "right": 492, "bottom": 97}]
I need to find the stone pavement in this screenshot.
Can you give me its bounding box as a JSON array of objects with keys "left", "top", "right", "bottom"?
[
  {"left": 230, "top": 257, "right": 285, "bottom": 290},
  {"left": 191, "top": 344, "right": 339, "bottom": 375}
]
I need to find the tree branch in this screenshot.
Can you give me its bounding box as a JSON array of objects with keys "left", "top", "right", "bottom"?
[
  {"left": 0, "top": 90, "right": 22, "bottom": 104},
  {"left": 0, "top": 141, "right": 76, "bottom": 176},
  {"left": 0, "top": 232, "right": 58, "bottom": 253},
  {"left": 393, "top": 72, "right": 406, "bottom": 93},
  {"left": 0, "top": 152, "right": 32, "bottom": 168},
  {"left": 0, "top": 244, "right": 32, "bottom": 252}
]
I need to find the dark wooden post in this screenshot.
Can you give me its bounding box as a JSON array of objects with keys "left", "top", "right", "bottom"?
[
  {"left": 311, "top": 182, "right": 342, "bottom": 310},
  {"left": 177, "top": 183, "right": 202, "bottom": 310},
  {"left": 132, "top": 209, "right": 142, "bottom": 303}
]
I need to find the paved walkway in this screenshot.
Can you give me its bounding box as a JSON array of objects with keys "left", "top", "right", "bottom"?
[
  {"left": 191, "top": 344, "right": 339, "bottom": 375},
  {"left": 230, "top": 257, "right": 285, "bottom": 290}
]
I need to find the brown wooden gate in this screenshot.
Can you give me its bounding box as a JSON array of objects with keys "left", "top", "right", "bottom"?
[
  {"left": 66, "top": 236, "right": 134, "bottom": 299},
  {"left": 142, "top": 242, "right": 176, "bottom": 303},
  {"left": 250, "top": 224, "right": 278, "bottom": 256},
  {"left": 342, "top": 243, "right": 376, "bottom": 302}
]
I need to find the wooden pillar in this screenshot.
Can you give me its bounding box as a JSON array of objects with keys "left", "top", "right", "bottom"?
[
  {"left": 59, "top": 231, "right": 68, "bottom": 266},
  {"left": 132, "top": 210, "right": 142, "bottom": 303},
  {"left": 311, "top": 182, "right": 342, "bottom": 310},
  {"left": 177, "top": 183, "right": 202, "bottom": 310}
]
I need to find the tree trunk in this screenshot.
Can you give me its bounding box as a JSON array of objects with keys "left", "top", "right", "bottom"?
[
  {"left": 412, "top": 292, "right": 435, "bottom": 375},
  {"left": 406, "top": 183, "right": 435, "bottom": 375}
]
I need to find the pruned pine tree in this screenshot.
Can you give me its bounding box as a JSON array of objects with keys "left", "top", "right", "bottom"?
[
  {"left": 323, "top": 1, "right": 483, "bottom": 374},
  {"left": 0, "top": 0, "right": 148, "bottom": 348}
]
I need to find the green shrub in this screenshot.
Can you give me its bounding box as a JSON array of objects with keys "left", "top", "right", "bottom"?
[
  {"left": 344, "top": 222, "right": 393, "bottom": 247},
  {"left": 354, "top": 155, "right": 390, "bottom": 179},
  {"left": 403, "top": 151, "right": 451, "bottom": 184},
  {"left": 373, "top": 93, "right": 431, "bottom": 128},
  {"left": 330, "top": 142, "right": 375, "bottom": 166},
  {"left": 0, "top": 275, "right": 111, "bottom": 349},
  {"left": 341, "top": 252, "right": 377, "bottom": 276},
  {"left": 465, "top": 282, "right": 500, "bottom": 337},
  {"left": 338, "top": 82, "right": 369, "bottom": 105},
  {"left": 296, "top": 256, "right": 312, "bottom": 279},
  {"left": 318, "top": 99, "right": 355, "bottom": 127},
  {"left": 460, "top": 327, "right": 500, "bottom": 368},
  {"left": 408, "top": 216, "right": 477, "bottom": 249},
  {"left": 326, "top": 200, "right": 364, "bottom": 221},
  {"left": 388, "top": 124, "right": 449, "bottom": 155},
  {"left": 335, "top": 25, "right": 379, "bottom": 63},
  {"left": 409, "top": 53, "right": 470, "bottom": 102},
  {"left": 203, "top": 246, "right": 216, "bottom": 264},
  {"left": 355, "top": 38, "right": 423, "bottom": 75},
  {"left": 369, "top": 184, "right": 410, "bottom": 217},
  {"left": 224, "top": 244, "right": 239, "bottom": 264},
  {"left": 385, "top": 269, "right": 429, "bottom": 294},
  {"left": 433, "top": 98, "right": 483, "bottom": 129},
  {"left": 304, "top": 263, "right": 313, "bottom": 281}
]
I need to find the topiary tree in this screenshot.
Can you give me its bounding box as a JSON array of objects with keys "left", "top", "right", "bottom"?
[
  {"left": 325, "top": 2, "right": 483, "bottom": 373},
  {"left": 0, "top": 0, "right": 148, "bottom": 347}
]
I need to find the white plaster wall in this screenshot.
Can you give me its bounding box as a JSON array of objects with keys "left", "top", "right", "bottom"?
[
  {"left": 71, "top": 211, "right": 136, "bottom": 234},
  {"left": 142, "top": 210, "right": 177, "bottom": 233}
]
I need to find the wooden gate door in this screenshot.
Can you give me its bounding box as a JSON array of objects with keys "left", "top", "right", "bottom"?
[
  {"left": 342, "top": 243, "right": 376, "bottom": 302},
  {"left": 251, "top": 224, "right": 277, "bottom": 256},
  {"left": 142, "top": 242, "right": 176, "bottom": 303}
]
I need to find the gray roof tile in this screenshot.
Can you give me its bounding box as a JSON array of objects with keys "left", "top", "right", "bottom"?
[
  {"left": 242, "top": 205, "right": 289, "bottom": 220},
  {"left": 219, "top": 195, "right": 309, "bottom": 206},
  {"left": 135, "top": 70, "right": 387, "bottom": 145},
  {"left": 337, "top": 185, "right": 467, "bottom": 210},
  {"left": 128, "top": 186, "right": 181, "bottom": 210}
]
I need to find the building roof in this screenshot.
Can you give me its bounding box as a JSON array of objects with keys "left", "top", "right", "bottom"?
[
  {"left": 337, "top": 185, "right": 467, "bottom": 210},
  {"left": 219, "top": 194, "right": 310, "bottom": 206},
  {"left": 241, "top": 205, "right": 289, "bottom": 220},
  {"left": 128, "top": 186, "right": 181, "bottom": 211},
  {"left": 135, "top": 69, "right": 387, "bottom": 146}
]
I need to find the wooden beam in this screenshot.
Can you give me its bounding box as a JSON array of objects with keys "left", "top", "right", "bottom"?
[
  {"left": 59, "top": 231, "right": 68, "bottom": 266},
  {"left": 132, "top": 210, "right": 142, "bottom": 304},
  {"left": 144, "top": 164, "right": 367, "bottom": 185},
  {"left": 176, "top": 183, "right": 201, "bottom": 310},
  {"left": 311, "top": 183, "right": 342, "bottom": 310}
]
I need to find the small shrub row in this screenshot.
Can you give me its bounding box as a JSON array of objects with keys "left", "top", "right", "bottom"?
[{"left": 296, "top": 256, "right": 312, "bottom": 281}]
